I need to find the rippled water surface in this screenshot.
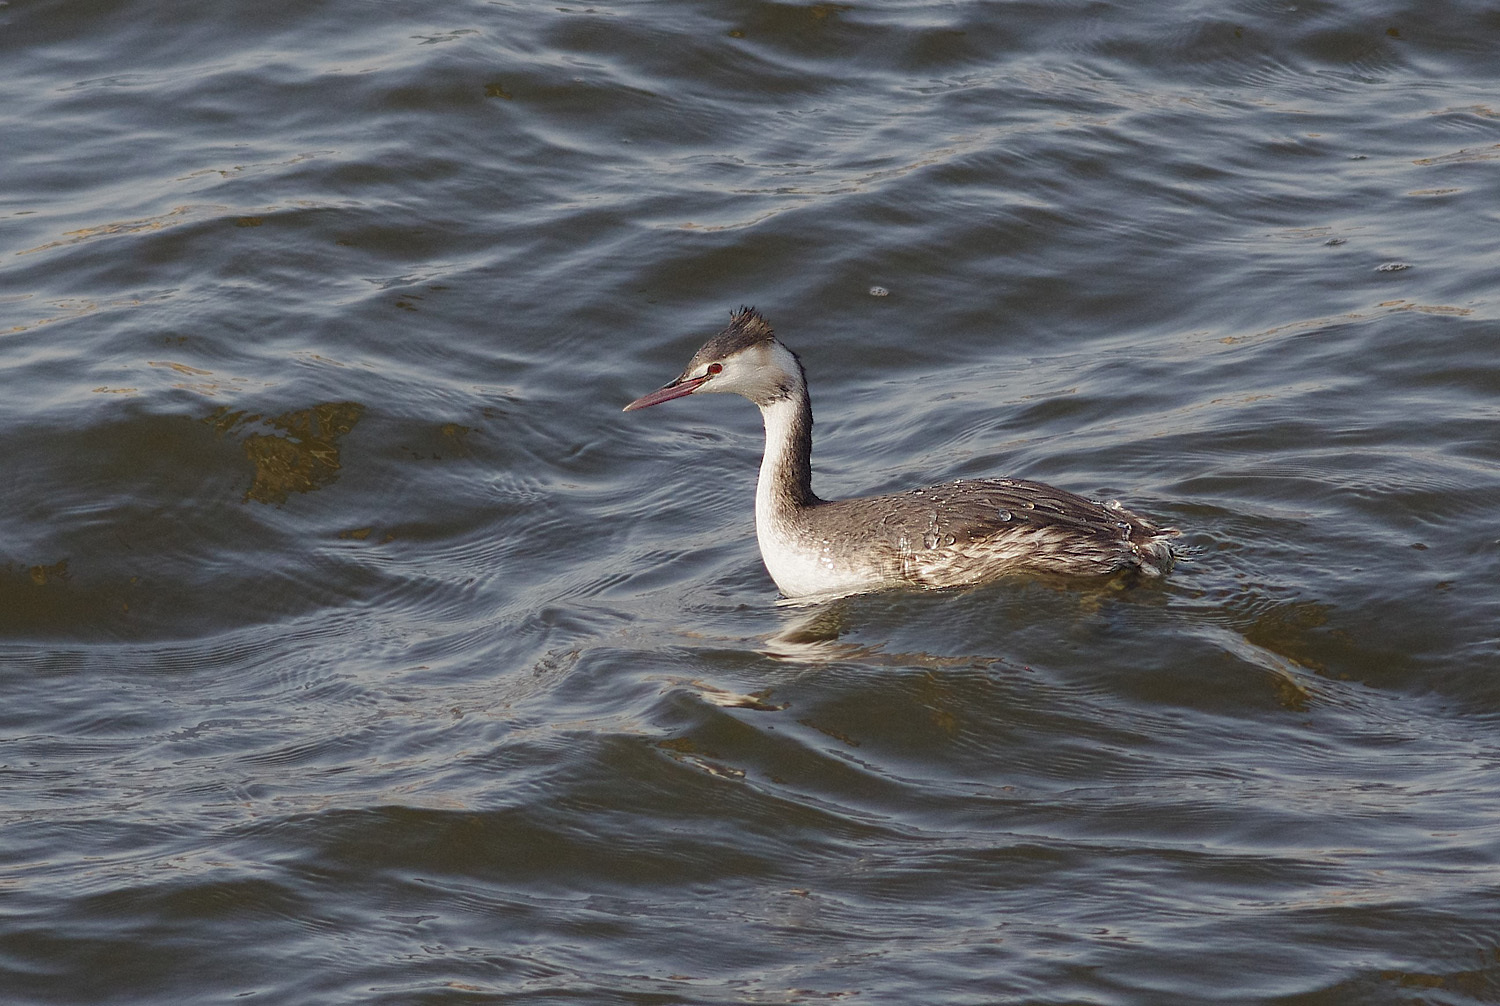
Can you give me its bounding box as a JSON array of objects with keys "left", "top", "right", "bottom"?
[{"left": 4, "top": 0, "right": 1500, "bottom": 1002}]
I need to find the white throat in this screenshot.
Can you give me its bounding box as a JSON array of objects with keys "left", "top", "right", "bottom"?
[
  {"left": 753, "top": 394, "right": 835, "bottom": 596},
  {"left": 754, "top": 394, "right": 805, "bottom": 529}
]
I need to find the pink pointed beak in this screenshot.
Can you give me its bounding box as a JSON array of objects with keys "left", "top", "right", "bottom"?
[{"left": 623, "top": 373, "right": 710, "bottom": 412}]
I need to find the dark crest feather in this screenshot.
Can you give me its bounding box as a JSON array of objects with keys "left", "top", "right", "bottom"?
[{"left": 691, "top": 306, "right": 775, "bottom": 366}]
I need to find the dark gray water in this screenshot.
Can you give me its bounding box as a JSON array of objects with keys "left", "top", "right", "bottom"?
[{"left": 3, "top": 0, "right": 1499, "bottom": 1002}]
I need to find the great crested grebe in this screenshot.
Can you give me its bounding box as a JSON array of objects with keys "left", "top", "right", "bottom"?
[{"left": 624, "top": 308, "right": 1177, "bottom": 599}]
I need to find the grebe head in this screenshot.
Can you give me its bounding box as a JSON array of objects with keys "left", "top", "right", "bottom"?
[{"left": 623, "top": 307, "right": 804, "bottom": 412}]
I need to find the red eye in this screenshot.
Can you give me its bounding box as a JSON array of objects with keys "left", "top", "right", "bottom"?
[{"left": 707, "top": 363, "right": 722, "bottom": 375}]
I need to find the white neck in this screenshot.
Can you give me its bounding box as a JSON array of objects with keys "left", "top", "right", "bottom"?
[
  {"left": 754, "top": 391, "right": 833, "bottom": 595},
  {"left": 754, "top": 394, "right": 809, "bottom": 527}
]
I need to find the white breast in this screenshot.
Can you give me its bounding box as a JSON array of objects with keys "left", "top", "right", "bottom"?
[{"left": 754, "top": 520, "right": 870, "bottom": 597}]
